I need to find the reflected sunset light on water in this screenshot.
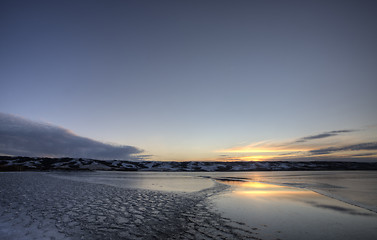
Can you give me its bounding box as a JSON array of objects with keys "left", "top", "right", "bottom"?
[{"left": 219, "top": 180, "right": 315, "bottom": 199}]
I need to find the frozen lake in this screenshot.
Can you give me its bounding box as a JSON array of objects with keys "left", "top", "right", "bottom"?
[{"left": 0, "top": 171, "right": 376, "bottom": 239}]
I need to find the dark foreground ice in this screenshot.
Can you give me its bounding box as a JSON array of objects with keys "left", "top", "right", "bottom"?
[
  {"left": 0, "top": 172, "right": 258, "bottom": 240},
  {"left": 2, "top": 171, "right": 377, "bottom": 240}
]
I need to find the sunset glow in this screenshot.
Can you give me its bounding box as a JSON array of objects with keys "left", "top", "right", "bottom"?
[
  {"left": 1, "top": 1, "right": 377, "bottom": 240},
  {"left": 1, "top": 0, "right": 376, "bottom": 162},
  {"left": 214, "top": 130, "right": 377, "bottom": 162}
]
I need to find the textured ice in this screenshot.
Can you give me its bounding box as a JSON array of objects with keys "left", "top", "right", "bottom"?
[{"left": 0, "top": 172, "right": 259, "bottom": 240}]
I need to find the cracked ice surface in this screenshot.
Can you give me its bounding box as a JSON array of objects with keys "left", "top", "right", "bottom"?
[{"left": 0, "top": 172, "right": 259, "bottom": 240}]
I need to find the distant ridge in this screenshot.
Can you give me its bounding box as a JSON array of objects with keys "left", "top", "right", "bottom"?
[{"left": 1, "top": 156, "right": 376, "bottom": 172}]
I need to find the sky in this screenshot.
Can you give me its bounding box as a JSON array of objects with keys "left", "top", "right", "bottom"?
[{"left": 1, "top": 0, "right": 377, "bottom": 162}]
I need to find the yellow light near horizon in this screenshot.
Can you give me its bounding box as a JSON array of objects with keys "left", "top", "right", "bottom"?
[
  {"left": 238, "top": 155, "right": 273, "bottom": 161},
  {"left": 217, "top": 144, "right": 314, "bottom": 154},
  {"left": 218, "top": 148, "right": 283, "bottom": 153},
  {"left": 217, "top": 147, "right": 313, "bottom": 154}
]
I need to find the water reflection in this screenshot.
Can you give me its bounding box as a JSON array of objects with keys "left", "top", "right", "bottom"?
[
  {"left": 214, "top": 178, "right": 377, "bottom": 240},
  {"left": 232, "top": 181, "right": 284, "bottom": 189},
  {"left": 216, "top": 179, "right": 376, "bottom": 216},
  {"left": 305, "top": 201, "right": 374, "bottom": 216},
  {"left": 209, "top": 171, "right": 377, "bottom": 213},
  {"left": 218, "top": 178, "right": 375, "bottom": 216},
  {"left": 218, "top": 179, "right": 313, "bottom": 199}
]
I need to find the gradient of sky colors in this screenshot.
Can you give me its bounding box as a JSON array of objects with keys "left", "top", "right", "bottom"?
[{"left": 1, "top": 0, "right": 377, "bottom": 161}]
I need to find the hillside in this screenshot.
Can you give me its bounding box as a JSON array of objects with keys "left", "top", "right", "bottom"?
[{"left": 1, "top": 156, "right": 376, "bottom": 172}]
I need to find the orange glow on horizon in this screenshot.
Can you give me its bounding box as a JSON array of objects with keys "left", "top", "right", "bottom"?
[
  {"left": 237, "top": 155, "right": 273, "bottom": 161},
  {"left": 218, "top": 146, "right": 312, "bottom": 153},
  {"left": 216, "top": 140, "right": 315, "bottom": 157}
]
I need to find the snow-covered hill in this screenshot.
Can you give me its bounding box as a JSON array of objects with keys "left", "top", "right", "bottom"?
[{"left": 1, "top": 156, "right": 376, "bottom": 171}]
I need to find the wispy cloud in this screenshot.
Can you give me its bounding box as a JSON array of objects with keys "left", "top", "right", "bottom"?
[
  {"left": 217, "top": 128, "right": 377, "bottom": 162},
  {"left": 217, "top": 141, "right": 312, "bottom": 154},
  {"left": 295, "top": 130, "right": 355, "bottom": 143},
  {"left": 0, "top": 113, "right": 144, "bottom": 160}
]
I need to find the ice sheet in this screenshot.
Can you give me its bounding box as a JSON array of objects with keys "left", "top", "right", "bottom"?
[
  {"left": 0, "top": 172, "right": 256, "bottom": 239},
  {"left": 213, "top": 178, "right": 377, "bottom": 240}
]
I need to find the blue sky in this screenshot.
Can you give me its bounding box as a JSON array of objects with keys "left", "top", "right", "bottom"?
[{"left": 1, "top": 0, "right": 377, "bottom": 161}]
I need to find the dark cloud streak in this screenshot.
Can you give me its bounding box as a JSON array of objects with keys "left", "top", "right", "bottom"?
[
  {"left": 350, "top": 152, "right": 377, "bottom": 157},
  {"left": 309, "top": 142, "right": 377, "bottom": 155},
  {"left": 0, "top": 113, "right": 143, "bottom": 160},
  {"left": 295, "top": 130, "right": 355, "bottom": 143}
]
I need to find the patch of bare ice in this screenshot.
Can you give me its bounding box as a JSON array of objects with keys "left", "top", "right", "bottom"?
[{"left": 0, "top": 172, "right": 259, "bottom": 240}]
